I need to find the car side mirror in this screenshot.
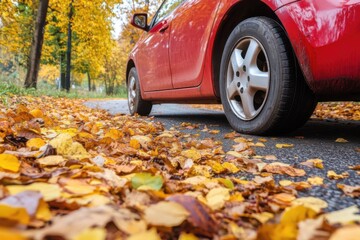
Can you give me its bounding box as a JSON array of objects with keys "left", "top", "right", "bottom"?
[{"left": 131, "top": 13, "right": 148, "bottom": 31}]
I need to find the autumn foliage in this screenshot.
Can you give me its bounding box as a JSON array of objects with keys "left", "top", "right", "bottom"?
[{"left": 0, "top": 95, "right": 358, "bottom": 239}]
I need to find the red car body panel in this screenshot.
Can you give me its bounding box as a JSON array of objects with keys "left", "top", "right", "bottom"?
[
  {"left": 276, "top": 0, "right": 360, "bottom": 97},
  {"left": 129, "top": 0, "right": 360, "bottom": 102}
]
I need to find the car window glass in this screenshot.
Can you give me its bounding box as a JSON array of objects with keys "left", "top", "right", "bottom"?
[{"left": 152, "top": 0, "right": 183, "bottom": 26}]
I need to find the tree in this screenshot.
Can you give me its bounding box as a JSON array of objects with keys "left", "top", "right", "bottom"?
[{"left": 24, "top": 0, "right": 49, "bottom": 89}]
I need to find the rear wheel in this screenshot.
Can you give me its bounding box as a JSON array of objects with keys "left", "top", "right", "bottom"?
[
  {"left": 127, "top": 67, "right": 152, "bottom": 116},
  {"left": 220, "top": 17, "right": 316, "bottom": 135}
]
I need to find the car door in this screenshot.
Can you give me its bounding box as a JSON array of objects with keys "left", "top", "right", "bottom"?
[
  {"left": 135, "top": 0, "right": 183, "bottom": 92},
  {"left": 169, "top": 0, "right": 221, "bottom": 89}
]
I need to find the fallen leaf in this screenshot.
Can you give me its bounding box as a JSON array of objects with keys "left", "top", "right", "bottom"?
[
  {"left": 264, "top": 162, "right": 306, "bottom": 177},
  {"left": 0, "top": 154, "right": 20, "bottom": 172},
  {"left": 337, "top": 184, "right": 360, "bottom": 198},
  {"left": 7, "top": 183, "right": 61, "bottom": 201},
  {"left": 37, "top": 155, "right": 66, "bottom": 167},
  {"left": 329, "top": 226, "right": 360, "bottom": 240},
  {"left": 292, "top": 197, "right": 328, "bottom": 213},
  {"left": 131, "top": 173, "right": 163, "bottom": 191},
  {"left": 327, "top": 170, "right": 349, "bottom": 180},
  {"left": 307, "top": 176, "right": 324, "bottom": 186},
  {"left": 26, "top": 138, "right": 46, "bottom": 150},
  {"left": 335, "top": 138, "right": 348, "bottom": 143},
  {"left": 275, "top": 143, "right": 294, "bottom": 149},
  {"left": 73, "top": 228, "right": 106, "bottom": 240},
  {"left": 144, "top": 201, "right": 190, "bottom": 227},
  {"left": 324, "top": 206, "right": 360, "bottom": 225},
  {"left": 127, "top": 228, "right": 161, "bottom": 240},
  {"left": 206, "top": 187, "right": 230, "bottom": 211}
]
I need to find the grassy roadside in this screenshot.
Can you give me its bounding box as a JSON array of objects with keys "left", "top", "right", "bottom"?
[{"left": 0, "top": 82, "right": 127, "bottom": 104}]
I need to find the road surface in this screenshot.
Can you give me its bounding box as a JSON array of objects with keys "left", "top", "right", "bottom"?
[{"left": 85, "top": 100, "right": 360, "bottom": 211}]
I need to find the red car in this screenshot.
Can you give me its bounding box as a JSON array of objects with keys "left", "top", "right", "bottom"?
[{"left": 127, "top": 0, "right": 360, "bottom": 135}]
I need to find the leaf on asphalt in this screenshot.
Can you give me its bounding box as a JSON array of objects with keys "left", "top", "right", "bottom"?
[
  {"left": 327, "top": 170, "right": 349, "bottom": 180},
  {"left": 264, "top": 162, "right": 306, "bottom": 176},
  {"left": 205, "top": 187, "right": 230, "bottom": 211},
  {"left": 131, "top": 173, "right": 163, "bottom": 191},
  {"left": 307, "top": 176, "right": 324, "bottom": 186},
  {"left": 324, "top": 206, "right": 360, "bottom": 225},
  {"left": 275, "top": 143, "right": 294, "bottom": 149},
  {"left": 335, "top": 138, "right": 348, "bottom": 143},
  {"left": 0, "top": 154, "right": 20, "bottom": 172},
  {"left": 301, "top": 158, "right": 324, "bottom": 169},
  {"left": 292, "top": 197, "right": 328, "bottom": 213},
  {"left": 337, "top": 184, "right": 360, "bottom": 198},
  {"left": 144, "top": 201, "right": 190, "bottom": 227}
]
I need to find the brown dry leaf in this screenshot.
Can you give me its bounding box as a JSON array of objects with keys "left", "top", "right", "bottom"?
[
  {"left": 144, "top": 201, "right": 190, "bottom": 227},
  {"left": 205, "top": 187, "right": 230, "bottom": 211},
  {"left": 301, "top": 158, "right": 324, "bottom": 169},
  {"left": 337, "top": 184, "right": 360, "bottom": 198},
  {"left": 327, "top": 170, "right": 349, "bottom": 180},
  {"left": 264, "top": 162, "right": 306, "bottom": 177},
  {"left": 275, "top": 143, "right": 294, "bottom": 149},
  {"left": 329, "top": 226, "right": 360, "bottom": 240},
  {"left": 0, "top": 153, "right": 20, "bottom": 173}
]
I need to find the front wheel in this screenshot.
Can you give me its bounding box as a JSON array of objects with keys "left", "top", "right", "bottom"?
[
  {"left": 127, "top": 67, "right": 152, "bottom": 116},
  {"left": 220, "top": 17, "right": 316, "bottom": 135}
]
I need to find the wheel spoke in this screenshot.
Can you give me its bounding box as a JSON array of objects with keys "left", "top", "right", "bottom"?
[
  {"left": 227, "top": 80, "right": 239, "bottom": 99},
  {"left": 249, "top": 69, "right": 269, "bottom": 91},
  {"left": 244, "top": 39, "right": 260, "bottom": 67},
  {"left": 230, "top": 49, "right": 243, "bottom": 73},
  {"left": 240, "top": 91, "right": 255, "bottom": 119}
]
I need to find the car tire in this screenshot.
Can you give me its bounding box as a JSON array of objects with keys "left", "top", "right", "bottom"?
[
  {"left": 127, "top": 67, "right": 152, "bottom": 116},
  {"left": 219, "top": 17, "right": 316, "bottom": 135}
]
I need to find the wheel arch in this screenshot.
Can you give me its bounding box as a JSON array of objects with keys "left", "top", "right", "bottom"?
[
  {"left": 211, "top": 0, "right": 302, "bottom": 97},
  {"left": 126, "top": 59, "right": 136, "bottom": 86}
]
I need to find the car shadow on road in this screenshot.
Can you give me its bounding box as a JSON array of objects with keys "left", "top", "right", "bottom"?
[{"left": 154, "top": 112, "right": 360, "bottom": 142}]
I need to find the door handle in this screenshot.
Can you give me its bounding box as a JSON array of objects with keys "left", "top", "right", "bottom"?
[{"left": 159, "top": 22, "right": 169, "bottom": 33}]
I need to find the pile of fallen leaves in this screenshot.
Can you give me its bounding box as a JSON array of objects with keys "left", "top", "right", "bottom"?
[
  {"left": 313, "top": 102, "right": 360, "bottom": 121},
  {"left": 0, "top": 95, "right": 359, "bottom": 240}
]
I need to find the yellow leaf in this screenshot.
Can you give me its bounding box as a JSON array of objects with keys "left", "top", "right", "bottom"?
[
  {"left": 127, "top": 228, "right": 161, "bottom": 240},
  {"left": 29, "top": 109, "right": 44, "bottom": 118},
  {"left": 74, "top": 228, "right": 106, "bottom": 240},
  {"left": 207, "top": 160, "right": 225, "bottom": 174},
  {"left": 49, "top": 133, "right": 90, "bottom": 159},
  {"left": 327, "top": 170, "right": 349, "bottom": 180},
  {"left": 0, "top": 154, "right": 20, "bottom": 172},
  {"left": 222, "top": 162, "right": 240, "bottom": 173},
  {"left": 63, "top": 179, "right": 96, "bottom": 196},
  {"left": 281, "top": 205, "right": 317, "bottom": 225},
  {"left": 229, "top": 192, "right": 244, "bottom": 202},
  {"left": 26, "top": 138, "right": 46, "bottom": 150},
  {"left": 0, "top": 204, "right": 30, "bottom": 225},
  {"left": 251, "top": 212, "right": 274, "bottom": 224},
  {"left": 335, "top": 138, "right": 348, "bottom": 143},
  {"left": 0, "top": 228, "right": 26, "bottom": 240},
  {"left": 181, "top": 148, "right": 201, "bottom": 162},
  {"left": 144, "top": 201, "right": 190, "bottom": 227},
  {"left": 179, "top": 232, "right": 199, "bottom": 240},
  {"left": 279, "top": 180, "right": 293, "bottom": 186},
  {"left": 276, "top": 143, "right": 294, "bottom": 149},
  {"left": 7, "top": 183, "right": 61, "bottom": 201},
  {"left": 35, "top": 199, "right": 52, "bottom": 221},
  {"left": 206, "top": 187, "right": 230, "bottom": 211},
  {"left": 307, "top": 176, "right": 324, "bottom": 185},
  {"left": 129, "top": 139, "right": 140, "bottom": 149},
  {"left": 292, "top": 197, "right": 328, "bottom": 213},
  {"left": 104, "top": 129, "right": 123, "bottom": 140},
  {"left": 37, "top": 155, "right": 66, "bottom": 166}
]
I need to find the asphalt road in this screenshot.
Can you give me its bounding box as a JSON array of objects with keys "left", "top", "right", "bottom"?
[{"left": 85, "top": 100, "right": 360, "bottom": 211}]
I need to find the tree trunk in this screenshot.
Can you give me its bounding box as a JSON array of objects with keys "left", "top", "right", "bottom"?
[
  {"left": 60, "top": 53, "right": 66, "bottom": 90},
  {"left": 24, "top": 0, "right": 49, "bottom": 89},
  {"left": 65, "top": 0, "right": 74, "bottom": 92},
  {"left": 87, "top": 71, "right": 91, "bottom": 91}
]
